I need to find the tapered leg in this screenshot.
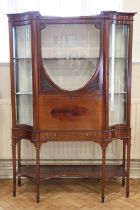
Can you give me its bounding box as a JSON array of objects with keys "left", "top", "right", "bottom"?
[
  {"left": 101, "top": 144, "right": 106, "bottom": 203},
  {"left": 126, "top": 139, "right": 131, "bottom": 198},
  {"left": 122, "top": 140, "right": 126, "bottom": 187},
  {"left": 36, "top": 146, "right": 40, "bottom": 203},
  {"left": 17, "top": 141, "right": 21, "bottom": 186},
  {"left": 12, "top": 139, "right": 17, "bottom": 197}
]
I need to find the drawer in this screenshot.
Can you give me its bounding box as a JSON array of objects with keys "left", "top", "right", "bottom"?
[
  {"left": 40, "top": 131, "right": 102, "bottom": 141},
  {"left": 39, "top": 128, "right": 130, "bottom": 141},
  {"left": 102, "top": 128, "right": 130, "bottom": 140},
  {"left": 40, "top": 132, "right": 57, "bottom": 140},
  {"left": 111, "top": 129, "right": 130, "bottom": 139}
]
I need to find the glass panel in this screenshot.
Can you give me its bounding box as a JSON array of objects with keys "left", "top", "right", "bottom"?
[
  {"left": 41, "top": 24, "right": 100, "bottom": 91},
  {"left": 13, "top": 25, "right": 31, "bottom": 58},
  {"left": 16, "top": 95, "right": 33, "bottom": 125},
  {"left": 14, "top": 59, "right": 32, "bottom": 93},
  {"left": 13, "top": 25, "right": 33, "bottom": 126},
  {"left": 109, "top": 24, "right": 128, "bottom": 126},
  {"left": 109, "top": 94, "right": 126, "bottom": 125}
]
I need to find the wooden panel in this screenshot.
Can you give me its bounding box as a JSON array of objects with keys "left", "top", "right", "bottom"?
[{"left": 39, "top": 94, "right": 102, "bottom": 130}]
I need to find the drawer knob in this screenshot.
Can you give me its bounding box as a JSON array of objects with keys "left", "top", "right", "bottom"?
[
  {"left": 46, "top": 133, "right": 56, "bottom": 139},
  {"left": 86, "top": 133, "right": 96, "bottom": 139}
]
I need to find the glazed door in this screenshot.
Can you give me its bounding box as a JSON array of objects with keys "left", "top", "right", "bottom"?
[
  {"left": 41, "top": 23, "right": 100, "bottom": 91},
  {"left": 109, "top": 24, "right": 129, "bottom": 126},
  {"left": 13, "top": 24, "right": 33, "bottom": 126}
]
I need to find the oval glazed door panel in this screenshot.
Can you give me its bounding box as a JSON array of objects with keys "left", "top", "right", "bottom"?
[{"left": 41, "top": 23, "right": 100, "bottom": 91}]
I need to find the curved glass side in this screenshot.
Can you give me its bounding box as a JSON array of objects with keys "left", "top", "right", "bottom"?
[
  {"left": 41, "top": 24, "right": 100, "bottom": 91},
  {"left": 13, "top": 25, "right": 33, "bottom": 125},
  {"left": 109, "top": 24, "right": 129, "bottom": 126}
]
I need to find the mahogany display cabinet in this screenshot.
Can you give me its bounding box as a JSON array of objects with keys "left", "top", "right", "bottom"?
[{"left": 7, "top": 11, "right": 135, "bottom": 202}]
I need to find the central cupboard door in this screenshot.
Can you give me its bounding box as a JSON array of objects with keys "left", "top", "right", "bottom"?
[{"left": 39, "top": 22, "right": 102, "bottom": 131}]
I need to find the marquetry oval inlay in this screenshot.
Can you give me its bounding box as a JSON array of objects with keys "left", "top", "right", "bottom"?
[{"left": 51, "top": 105, "right": 88, "bottom": 121}]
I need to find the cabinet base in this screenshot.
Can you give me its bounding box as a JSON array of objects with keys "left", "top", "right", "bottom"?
[{"left": 17, "top": 164, "right": 126, "bottom": 180}]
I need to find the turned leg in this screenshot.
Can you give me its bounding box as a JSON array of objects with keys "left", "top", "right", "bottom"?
[
  {"left": 36, "top": 145, "right": 40, "bottom": 203},
  {"left": 17, "top": 141, "right": 21, "bottom": 186},
  {"left": 101, "top": 143, "right": 107, "bottom": 203},
  {"left": 126, "top": 139, "right": 131, "bottom": 198},
  {"left": 12, "top": 139, "right": 17, "bottom": 197},
  {"left": 122, "top": 140, "right": 126, "bottom": 187}
]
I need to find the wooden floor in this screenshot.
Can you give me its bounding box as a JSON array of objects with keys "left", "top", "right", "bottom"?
[{"left": 0, "top": 178, "right": 140, "bottom": 210}]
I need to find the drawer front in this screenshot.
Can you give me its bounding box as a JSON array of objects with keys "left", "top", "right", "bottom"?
[
  {"left": 111, "top": 129, "right": 130, "bottom": 139},
  {"left": 102, "top": 129, "right": 130, "bottom": 139},
  {"left": 39, "top": 129, "right": 130, "bottom": 141},
  {"left": 40, "top": 131, "right": 102, "bottom": 141}
]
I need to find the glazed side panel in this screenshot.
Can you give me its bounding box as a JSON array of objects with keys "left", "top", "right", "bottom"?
[{"left": 39, "top": 94, "right": 102, "bottom": 130}]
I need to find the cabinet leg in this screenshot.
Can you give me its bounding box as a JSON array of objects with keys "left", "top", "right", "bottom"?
[
  {"left": 122, "top": 140, "right": 126, "bottom": 187},
  {"left": 36, "top": 146, "right": 40, "bottom": 203},
  {"left": 101, "top": 144, "right": 106, "bottom": 203},
  {"left": 126, "top": 139, "right": 131, "bottom": 198},
  {"left": 12, "top": 140, "right": 17, "bottom": 197},
  {"left": 17, "top": 141, "right": 21, "bottom": 187}
]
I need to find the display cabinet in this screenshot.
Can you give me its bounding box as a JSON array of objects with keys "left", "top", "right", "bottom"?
[{"left": 7, "top": 11, "right": 135, "bottom": 202}]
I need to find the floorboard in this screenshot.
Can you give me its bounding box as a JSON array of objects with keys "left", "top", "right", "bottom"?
[{"left": 0, "top": 178, "right": 140, "bottom": 210}]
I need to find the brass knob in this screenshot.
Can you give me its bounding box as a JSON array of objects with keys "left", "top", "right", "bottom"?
[
  {"left": 86, "top": 133, "right": 96, "bottom": 138},
  {"left": 46, "top": 133, "right": 56, "bottom": 139}
]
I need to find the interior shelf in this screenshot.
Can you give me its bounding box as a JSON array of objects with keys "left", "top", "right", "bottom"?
[
  {"left": 109, "top": 92, "right": 127, "bottom": 94},
  {"left": 13, "top": 57, "right": 32, "bottom": 60},
  {"left": 17, "top": 165, "right": 125, "bottom": 180},
  {"left": 42, "top": 57, "right": 98, "bottom": 60},
  {"left": 109, "top": 57, "right": 128, "bottom": 59},
  {"left": 42, "top": 57, "right": 128, "bottom": 60},
  {"left": 15, "top": 92, "right": 32, "bottom": 95}
]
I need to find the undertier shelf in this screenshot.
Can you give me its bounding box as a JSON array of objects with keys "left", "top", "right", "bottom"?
[{"left": 17, "top": 165, "right": 125, "bottom": 180}]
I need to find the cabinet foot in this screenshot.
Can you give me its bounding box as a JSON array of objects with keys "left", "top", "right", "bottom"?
[
  {"left": 13, "top": 190, "right": 16, "bottom": 197},
  {"left": 37, "top": 196, "right": 40, "bottom": 203},
  {"left": 101, "top": 196, "right": 104, "bottom": 203},
  {"left": 122, "top": 177, "right": 125, "bottom": 187},
  {"left": 18, "top": 177, "right": 21, "bottom": 187},
  {"left": 126, "top": 139, "right": 130, "bottom": 199},
  {"left": 17, "top": 141, "right": 21, "bottom": 187},
  {"left": 126, "top": 191, "right": 129, "bottom": 198},
  {"left": 34, "top": 143, "right": 41, "bottom": 204},
  {"left": 12, "top": 140, "right": 17, "bottom": 199},
  {"left": 122, "top": 140, "right": 126, "bottom": 187}
]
